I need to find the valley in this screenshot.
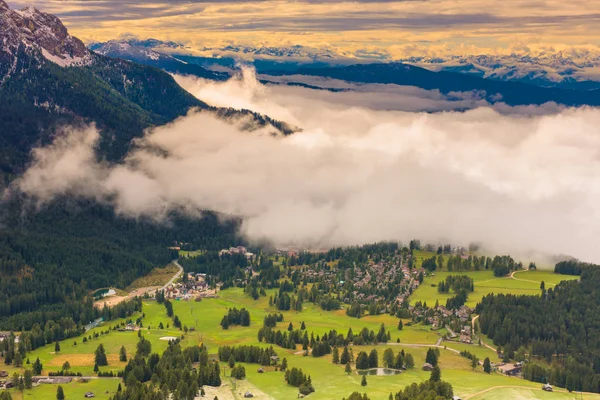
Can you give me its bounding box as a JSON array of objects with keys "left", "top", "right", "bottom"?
[
  {"left": 2, "top": 245, "right": 596, "bottom": 400},
  {"left": 1, "top": 2, "right": 600, "bottom": 400}
]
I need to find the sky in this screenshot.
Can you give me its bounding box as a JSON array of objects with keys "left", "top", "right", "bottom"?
[{"left": 7, "top": 0, "right": 600, "bottom": 59}]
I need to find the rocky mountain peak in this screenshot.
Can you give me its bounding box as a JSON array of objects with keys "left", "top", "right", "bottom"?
[{"left": 0, "top": 1, "right": 91, "bottom": 75}]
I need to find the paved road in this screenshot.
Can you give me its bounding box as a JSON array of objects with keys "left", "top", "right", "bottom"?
[
  {"left": 146, "top": 260, "right": 184, "bottom": 297},
  {"left": 161, "top": 260, "right": 184, "bottom": 291}
]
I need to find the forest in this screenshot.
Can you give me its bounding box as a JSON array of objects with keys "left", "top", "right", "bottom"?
[
  {"left": 0, "top": 199, "right": 240, "bottom": 331},
  {"left": 476, "top": 262, "right": 600, "bottom": 392}
]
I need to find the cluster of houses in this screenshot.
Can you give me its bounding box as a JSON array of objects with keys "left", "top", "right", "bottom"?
[
  {"left": 342, "top": 259, "right": 424, "bottom": 308},
  {"left": 159, "top": 273, "right": 218, "bottom": 301},
  {"left": 410, "top": 303, "right": 473, "bottom": 334},
  {"left": 0, "top": 374, "right": 81, "bottom": 390},
  {"left": 219, "top": 246, "right": 254, "bottom": 259}
]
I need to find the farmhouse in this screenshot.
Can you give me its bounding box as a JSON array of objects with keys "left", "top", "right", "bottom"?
[{"left": 497, "top": 363, "right": 522, "bottom": 376}]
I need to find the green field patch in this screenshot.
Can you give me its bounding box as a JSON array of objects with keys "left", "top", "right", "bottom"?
[
  {"left": 166, "top": 288, "right": 440, "bottom": 350},
  {"left": 9, "top": 377, "right": 120, "bottom": 400},
  {"left": 179, "top": 249, "right": 204, "bottom": 258},
  {"left": 125, "top": 263, "right": 179, "bottom": 291},
  {"left": 410, "top": 270, "right": 578, "bottom": 308}
]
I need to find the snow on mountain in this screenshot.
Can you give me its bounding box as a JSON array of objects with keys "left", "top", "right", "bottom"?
[
  {"left": 0, "top": 0, "right": 91, "bottom": 81},
  {"left": 400, "top": 54, "right": 600, "bottom": 86},
  {"left": 92, "top": 40, "right": 176, "bottom": 63}
]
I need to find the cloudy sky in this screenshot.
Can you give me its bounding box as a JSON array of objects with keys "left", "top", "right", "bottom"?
[{"left": 7, "top": 0, "right": 600, "bottom": 59}]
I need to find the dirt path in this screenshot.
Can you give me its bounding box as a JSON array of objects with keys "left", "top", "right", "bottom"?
[
  {"left": 510, "top": 270, "right": 556, "bottom": 286},
  {"left": 471, "top": 315, "right": 496, "bottom": 352},
  {"left": 94, "top": 260, "right": 183, "bottom": 308},
  {"left": 464, "top": 384, "right": 595, "bottom": 399}
]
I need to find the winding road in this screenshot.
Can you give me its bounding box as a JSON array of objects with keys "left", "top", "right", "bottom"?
[{"left": 161, "top": 260, "right": 184, "bottom": 291}]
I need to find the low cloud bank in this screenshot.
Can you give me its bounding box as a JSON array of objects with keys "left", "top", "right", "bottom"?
[{"left": 8, "top": 69, "right": 600, "bottom": 262}]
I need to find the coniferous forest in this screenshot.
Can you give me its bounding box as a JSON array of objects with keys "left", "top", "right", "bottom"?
[{"left": 476, "top": 263, "right": 600, "bottom": 392}]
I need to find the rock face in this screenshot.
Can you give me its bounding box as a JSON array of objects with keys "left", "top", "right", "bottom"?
[{"left": 0, "top": 0, "right": 91, "bottom": 80}]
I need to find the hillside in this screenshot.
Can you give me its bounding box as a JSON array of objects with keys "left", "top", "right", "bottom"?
[{"left": 0, "top": 2, "right": 246, "bottom": 332}]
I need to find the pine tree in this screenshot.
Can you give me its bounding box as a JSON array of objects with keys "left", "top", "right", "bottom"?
[
  {"left": 119, "top": 345, "right": 127, "bottom": 362},
  {"left": 345, "top": 362, "right": 352, "bottom": 375},
  {"left": 368, "top": 349, "right": 378, "bottom": 368},
  {"left": 397, "top": 320, "right": 403, "bottom": 330},
  {"left": 425, "top": 348, "right": 438, "bottom": 366},
  {"left": 332, "top": 347, "right": 340, "bottom": 364},
  {"left": 56, "top": 385, "right": 65, "bottom": 400},
  {"left": 361, "top": 375, "right": 367, "bottom": 386},
  {"left": 32, "top": 357, "right": 43, "bottom": 375},
  {"left": 483, "top": 357, "right": 491, "bottom": 374},
  {"left": 54, "top": 341, "right": 61, "bottom": 353},
  {"left": 430, "top": 365, "right": 441, "bottom": 382},
  {"left": 341, "top": 346, "right": 351, "bottom": 364},
  {"left": 14, "top": 353, "right": 23, "bottom": 368},
  {"left": 383, "top": 348, "right": 394, "bottom": 368},
  {"left": 95, "top": 344, "right": 108, "bottom": 366},
  {"left": 24, "top": 370, "right": 33, "bottom": 389}
]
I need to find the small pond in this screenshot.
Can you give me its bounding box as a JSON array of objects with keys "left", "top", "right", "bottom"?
[{"left": 356, "top": 368, "right": 402, "bottom": 376}]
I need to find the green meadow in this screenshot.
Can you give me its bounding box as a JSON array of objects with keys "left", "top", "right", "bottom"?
[
  {"left": 10, "top": 269, "right": 591, "bottom": 400},
  {"left": 169, "top": 288, "right": 440, "bottom": 349},
  {"left": 8, "top": 378, "right": 120, "bottom": 400},
  {"left": 410, "top": 269, "right": 579, "bottom": 308}
]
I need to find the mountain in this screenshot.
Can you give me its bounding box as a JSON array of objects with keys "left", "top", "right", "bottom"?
[
  {"left": 0, "top": 2, "right": 248, "bottom": 333},
  {"left": 91, "top": 39, "right": 228, "bottom": 80},
  {"left": 90, "top": 38, "right": 600, "bottom": 107},
  {"left": 0, "top": 1, "right": 209, "bottom": 181},
  {"left": 0, "top": 1, "right": 91, "bottom": 75},
  {"left": 0, "top": 1, "right": 294, "bottom": 331},
  {"left": 0, "top": 3, "right": 295, "bottom": 183},
  {"left": 402, "top": 54, "right": 600, "bottom": 90},
  {"left": 265, "top": 62, "right": 600, "bottom": 107}
]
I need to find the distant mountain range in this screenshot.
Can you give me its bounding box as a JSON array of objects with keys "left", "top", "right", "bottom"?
[
  {"left": 89, "top": 38, "right": 600, "bottom": 109},
  {"left": 91, "top": 39, "right": 600, "bottom": 93},
  {"left": 90, "top": 40, "right": 228, "bottom": 81},
  {"left": 402, "top": 54, "right": 600, "bottom": 91}
]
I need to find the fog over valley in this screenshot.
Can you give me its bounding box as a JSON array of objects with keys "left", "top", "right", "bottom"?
[{"left": 6, "top": 68, "right": 599, "bottom": 263}]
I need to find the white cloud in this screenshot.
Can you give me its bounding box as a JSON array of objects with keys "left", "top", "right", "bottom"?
[{"left": 9, "top": 70, "right": 600, "bottom": 263}]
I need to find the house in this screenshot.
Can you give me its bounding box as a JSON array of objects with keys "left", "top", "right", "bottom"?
[
  {"left": 453, "top": 396, "right": 462, "bottom": 400},
  {"left": 244, "top": 392, "right": 254, "bottom": 398},
  {"left": 84, "top": 392, "right": 96, "bottom": 398},
  {"left": 542, "top": 384, "right": 553, "bottom": 392},
  {"left": 0, "top": 371, "right": 8, "bottom": 378},
  {"left": 497, "top": 363, "right": 522, "bottom": 376},
  {"left": 257, "top": 368, "right": 265, "bottom": 373},
  {"left": 422, "top": 363, "right": 434, "bottom": 371}
]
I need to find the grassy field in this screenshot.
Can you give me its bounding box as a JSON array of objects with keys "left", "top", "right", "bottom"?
[
  {"left": 410, "top": 269, "right": 578, "bottom": 308},
  {"left": 169, "top": 288, "right": 440, "bottom": 350},
  {"left": 24, "top": 306, "right": 197, "bottom": 377},
  {"left": 468, "top": 386, "right": 600, "bottom": 400},
  {"left": 11, "top": 269, "right": 590, "bottom": 400},
  {"left": 239, "top": 342, "right": 596, "bottom": 400},
  {"left": 8, "top": 378, "right": 120, "bottom": 400},
  {"left": 25, "top": 315, "right": 141, "bottom": 376},
  {"left": 179, "top": 249, "right": 204, "bottom": 258},
  {"left": 125, "top": 263, "right": 180, "bottom": 291}
]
